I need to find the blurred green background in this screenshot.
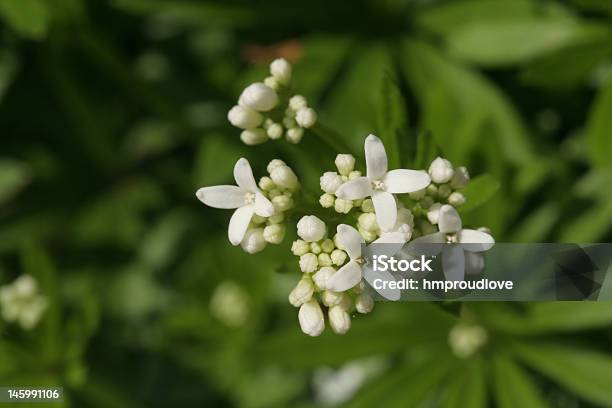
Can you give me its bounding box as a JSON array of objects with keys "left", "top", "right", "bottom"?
[{"left": 2, "top": 0, "right": 612, "bottom": 406}]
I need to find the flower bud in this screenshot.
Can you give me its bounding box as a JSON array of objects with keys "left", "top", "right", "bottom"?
[
  {"left": 310, "top": 241, "right": 322, "bottom": 254},
  {"left": 335, "top": 154, "right": 355, "bottom": 176},
  {"left": 429, "top": 157, "right": 454, "bottom": 184},
  {"left": 295, "top": 107, "right": 317, "bottom": 128},
  {"left": 267, "top": 159, "right": 286, "bottom": 174},
  {"left": 478, "top": 226, "right": 491, "bottom": 234},
  {"left": 334, "top": 198, "right": 353, "bottom": 214},
  {"left": 270, "top": 58, "right": 292, "bottom": 84},
  {"left": 393, "top": 223, "right": 413, "bottom": 241},
  {"left": 328, "top": 305, "right": 351, "bottom": 335},
  {"left": 438, "top": 205, "right": 462, "bottom": 234},
  {"left": 268, "top": 189, "right": 282, "bottom": 198},
  {"left": 298, "top": 300, "right": 325, "bottom": 337},
  {"left": 227, "top": 105, "right": 263, "bottom": 129},
  {"left": 448, "top": 192, "right": 466, "bottom": 206},
  {"left": 271, "top": 195, "right": 293, "bottom": 212},
  {"left": 289, "top": 278, "right": 314, "bottom": 307},
  {"left": 286, "top": 127, "right": 304, "bottom": 144},
  {"left": 271, "top": 166, "right": 299, "bottom": 190},
  {"left": 268, "top": 213, "right": 285, "bottom": 224},
  {"left": 240, "top": 128, "right": 268, "bottom": 145},
  {"left": 360, "top": 198, "right": 374, "bottom": 213},
  {"left": 318, "top": 253, "right": 332, "bottom": 267},
  {"left": 239, "top": 82, "right": 278, "bottom": 112},
  {"left": 313, "top": 267, "right": 335, "bottom": 290},
  {"left": 348, "top": 170, "right": 362, "bottom": 180},
  {"left": 240, "top": 228, "right": 267, "bottom": 254},
  {"left": 321, "top": 239, "right": 335, "bottom": 253},
  {"left": 355, "top": 293, "right": 374, "bottom": 314},
  {"left": 358, "top": 212, "right": 379, "bottom": 232},
  {"left": 263, "top": 76, "right": 280, "bottom": 91},
  {"left": 331, "top": 249, "right": 347, "bottom": 266},
  {"left": 450, "top": 166, "right": 470, "bottom": 189},
  {"left": 320, "top": 171, "right": 343, "bottom": 194},
  {"left": 319, "top": 193, "right": 335, "bottom": 208},
  {"left": 258, "top": 176, "right": 275, "bottom": 191},
  {"left": 426, "top": 203, "right": 442, "bottom": 225},
  {"left": 267, "top": 123, "right": 283, "bottom": 139},
  {"left": 291, "top": 240, "right": 310, "bottom": 256},
  {"left": 321, "top": 290, "right": 344, "bottom": 306},
  {"left": 359, "top": 227, "right": 377, "bottom": 242},
  {"left": 299, "top": 253, "right": 318, "bottom": 273},
  {"left": 297, "top": 215, "right": 326, "bottom": 242},
  {"left": 289, "top": 95, "right": 307, "bottom": 111},
  {"left": 263, "top": 224, "right": 285, "bottom": 244}
]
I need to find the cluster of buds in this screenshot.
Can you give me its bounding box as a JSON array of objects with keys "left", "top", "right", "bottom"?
[
  {"left": 196, "top": 158, "right": 298, "bottom": 254},
  {"left": 227, "top": 58, "right": 317, "bottom": 145},
  {"left": 319, "top": 154, "right": 363, "bottom": 214},
  {"left": 289, "top": 215, "right": 374, "bottom": 336},
  {"left": 0, "top": 274, "right": 47, "bottom": 330}
]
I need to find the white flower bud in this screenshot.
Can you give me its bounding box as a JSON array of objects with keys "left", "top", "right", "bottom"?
[
  {"left": 291, "top": 240, "right": 310, "bottom": 256},
  {"left": 361, "top": 198, "right": 374, "bottom": 213},
  {"left": 335, "top": 154, "right": 355, "bottom": 176},
  {"left": 289, "top": 95, "right": 307, "bottom": 111},
  {"left": 329, "top": 305, "right": 351, "bottom": 335},
  {"left": 240, "top": 128, "right": 268, "bottom": 145},
  {"left": 478, "top": 226, "right": 492, "bottom": 234},
  {"left": 426, "top": 203, "right": 443, "bottom": 225},
  {"left": 429, "top": 157, "right": 454, "bottom": 184},
  {"left": 268, "top": 188, "right": 282, "bottom": 198},
  {"left": 263, "top": 76, "right": 280, "bottom": 91},
  {"left": 321, "top": 239, "right": 335, "bottom": 253},
  {"left": 267, "top": 159, "right": 286, "bottom": 174},
  {"left": 448, "top": 192, "right": 466, "bottom": 206},
  {"left": 239, "top": 82, "right": 278, "bottom": 112},
  {"left": 310, "top": 242, "right": 322, "bottom": 254},
  {"left": 409, "top": 189, "right": 426, "bottom": 200},
  {"left": 348, "top": 170, "right": 362, "bottom": 180},
  {"left": 263, "top": 224, "right": 285, "bottom": 244},
  {"left": 451, "top": 166, "right": 470, "bottom": 189},
  {"left": 359, "top": 227, "right": 377, "bottom": 242},
  {"left": 358, "top": 212, "right": 379, "bottom": 232},
  {"left": 295, "top": 107, "right": 317, "bottom": 128},
  {"left": 297, "top": 215, "right": 326, "bottom": 242},
  {"left": 270, "top": 58, "right": 292, "bottom": 84},
  {"left": 321, "top": 290, "right": 344, "bottom": 306},
  {"left": 318, "top": 253, "right": 332, "bottom": 267},
  {"left": 438, "top": 184, "right": 452, "bottom": 198},
  {"left": 319, "top": 193, "right": 335, "bottom": 208},
  {"left": 438, "top": 205, "right": 462, "bottom": 234},
  {"left": 355, "top": 293, "right": 374, "bottom": 314},
  {"left": 320, "top": 171, "right": 343, "bottom": 194},
  {"left": 271, "top": 195, "right": 293, "bottom": 212},
  {"left": 240, "top": 228, "right": 267, "bottom": 254},
  {"left": 299, "top": 253, "right": 318, "bottom": 273},
  {"left": 258, "top": 176, "right": 275, "bottom": 191},
  {"left": 268, "top": 213, "right": 285, "bottom": 224},
  {"left": 286, "top": 127, "right": 304, "bottom": 144},
  {"left": 331, "top": 249, "right": 347, "bottom": 266},
  {"left": 334, "top": 198, "right": 353, "bottom": 214},
  {"left": 289, "top": 278, "right": 314, "bottom": 307},
  {"left": 271, "top": 166, "right": 299, "bottom": 190},
  {"left": 267, "top": 123, "right": 283, "bottom": 139},
  {"left": 313, "top": 267, "right": 335, "bottom": 290},
  {"left": 298, "top": 300, "right": 325, "bottom": 337},
  {"left": 227, "top": 105, "right": 263, "bottom": 129}
]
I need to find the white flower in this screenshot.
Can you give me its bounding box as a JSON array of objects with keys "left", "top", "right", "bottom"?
[
  {"left": 298, "top": 300, "right": 325, "bottom": 336},
  {"left": 270, "top": 165, "right": 299, "bottom": 190},
  {"left": 326, "top": 225, "right": 366, "bottom": 291},
  {"left": 329, "top": 305, "right": 351, "bottom": 335},
  {"left": 355, "top": 293, "right": 374, "bottom": 314},
  {"left": 240, "top": 228, "right": 267, "bottom": 254},
  {"left": 296, "top": 107, "right": 317, "bottom": 128},
  {"left": 313, "top": 266, "right": 336, "bottom": 290},
  {"left": 291, "top": 239, "right": 310, "bottom": 256},
  {"left": 320, "top": 172, "right": 343, "bottom": 194},
  {"left": 240, "top": 128, "right": 268, "bottom": 145},
  {"left": 428, "top": 157, "right": 454, "bottom": 184},
  {"left": 196, "top": 158, "right": 274, "bottom": 246},
  {"left": 289, "top": 95, "right": 307, "bottom": 111},
  {"left": 286, "top": 127, "right": 304, "bottom": 143},
  {"left": 335, "top": 135, "right": 431, "bottom": 230},
  {"left": 263, "top": 224, "right": 285, "bottom": 244},
  {"left": 270, "top": 58, "right": 292, "bottom": 84},
  {"left": 239, "top": 82, "right": 278, "bottom": 112},
  {"left": 335, "top": 154, "right": 355, "bottom": 176},
  {"left": 451, "top": 166, "right": 470, "bottom": 188},
  {"left": 299, "top": 253, "right": 319, "bottom": 273},
  {"left": 227, "top": 105, "right": 263, "bottom": 129},
  {"left": 297, "top": 215, "right": 326, "bottom": 242},
  {"left": 448, "top": 192, "right": 466, "bottom": 206},
  {"left": 289, "top": 278, "right": 314, "bottom": 307}
]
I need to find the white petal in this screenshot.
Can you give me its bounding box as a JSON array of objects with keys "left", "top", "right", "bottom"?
[
  {"left": 442, "top": 246, "right": 465, "bottom": 282},
  {"left": 465, "top": 252, "right": 485, "bottom": 275},
  {"left": 362, "top": 265, "right": 401, "bottom": 301},
  {"left": 336, "top": 224, "right": 363, "bottom": 260},
  {"left": 335, "top": 177, "right": 372, "bottom": 200},
  {"left": 438, "top": 205, "right": 462, "bottom": 234},
  {"left": 403, "top": 232, "right": 445, "bottom": 257},
  {"left": 365, "top": 134, "right": 388, "bottom": 180},
  {"left": 372, "top": 191, "right": 397, "bottom": 231},
  {"left": 254, "top": 192, "right": 275, "bottom": 217},
  {"left": 373, "top": 232, "right": 407, "bottom": 245},
  {"left": 327, "top": 260, "right": 362, "bottom": 292},
  {"left": 195, "top": 185, "right": 245, "bottom": 209},
  {"left": 383, "top": 169, "right": 431, "bottom": 194},
  {"left": 234, "top": 158, "right": 258, "bottom": 192},
  {"left": 459, "top": 229, "right": 495, "bottom": 252},
  {"left": 228, "top": 205, "right": 254, "bottom": 245}
]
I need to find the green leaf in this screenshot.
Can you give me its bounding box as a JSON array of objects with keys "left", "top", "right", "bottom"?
[
  {"left": 457, "top": 174, "right": 500, "bottom": 213},
  {"left": 0, "top": 158, "right": 30, "bottom": 205},
  {"left": 510, "top": 203, "right": 560, "bottom": 242},
  {"left": 442, "top": 359, "right": 487, "bottom": 408},
  {"left": 413, "top": 130, "right": 441, "bottom": 170},
  {"left": 376, "top": 73, "right": 406, "bottom": 169},
  {"left": 512, "top": 341, "right": 612, "bottom": 406},
  {"left": 0, "top": 0, "right": 50, "bottom": 39},
  {"left": 559, "top": 199, "right": 612, "bottom": 242},
  {"left": 492, "top": 354, "right": 549, "bottom": 408},
  {"left": 586, "top": 78, "right": 612, "bottom": 168}
]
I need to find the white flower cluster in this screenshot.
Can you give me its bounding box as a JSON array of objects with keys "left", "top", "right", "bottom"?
[
  {"left": 196, "top": 158, "right": 298, "bottom": 254},
  {"left": 289, "top": 215, "right": 374, "bottom": 336},
  {"left": 0, "top": 274, "right": 47, "bottom": 330},
  {"left": 228, "top": 58, "right": 317, "bottom": 145},
  {"left": 319, "top": 154, "right": 364, "bottom": 214}
]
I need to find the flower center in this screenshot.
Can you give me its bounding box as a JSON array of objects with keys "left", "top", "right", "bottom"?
[
  {"left": 244, "top": 192, "right": 256, "bottom": 205},
  {"left": 372, "top": 180, "right": 385, "bottom": 191},
  {"left": 446, "top": 234, "right": 459, "bottom": 244}
]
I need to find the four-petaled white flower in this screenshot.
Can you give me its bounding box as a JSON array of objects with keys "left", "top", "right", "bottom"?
[
  {"left": 335, "top": 134, "right": 431, "bottom": 230},
  {"left": 196, "top": 158, "right": 274, "bottom": 246},
  {"left": 327, "top": 224, "right": 365, "bottom": 292}
]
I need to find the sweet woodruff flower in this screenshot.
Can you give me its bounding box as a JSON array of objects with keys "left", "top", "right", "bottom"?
[
  {"left": 0, "top": 274, "right": 47, "bottom": 330},
  {"left": 335, "top": 135, "right": 431, "bottom": 230},
  {"left": 196, "top": 158, "right": 274, "bottom": 246}
]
